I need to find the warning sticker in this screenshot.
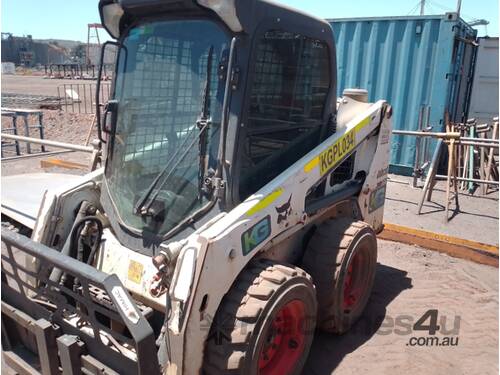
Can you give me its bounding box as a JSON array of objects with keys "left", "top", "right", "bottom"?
[
  {"left": 127, "top": 260, "right": 144, "bottom": 284},
  {"left": 369, "top": 184, "right": 387, "bottom": 213},
  {"left": 111, "top": 286, "right": 140, "bottom": 324}
]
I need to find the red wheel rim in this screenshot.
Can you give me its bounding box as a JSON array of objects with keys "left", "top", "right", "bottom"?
[
  {"left": 343, "top": 250, "right": 366, "bottom": 311},
  {"left": 258, "top": 299, "right": 306, "bottom": 375}
]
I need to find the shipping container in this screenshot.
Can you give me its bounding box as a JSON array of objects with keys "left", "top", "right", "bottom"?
[
  {"left": 329, "top": 13, "right": 478, "bottom": 175},
  {"left": 468, "top": 37, "right": 499, "bottom": 124}
]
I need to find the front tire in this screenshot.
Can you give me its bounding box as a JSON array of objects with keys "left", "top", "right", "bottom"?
[{"left": 203, "top": 259, "right": 317, "bottom": 375}]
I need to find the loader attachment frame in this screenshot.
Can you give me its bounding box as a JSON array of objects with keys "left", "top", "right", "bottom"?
[{"left": 1, "top": 229, "right": 160, "bottom": 375}]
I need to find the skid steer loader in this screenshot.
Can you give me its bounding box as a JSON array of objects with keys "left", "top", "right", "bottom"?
[{"left": 1, "top": 0, "right": 392, "bottom": 374}]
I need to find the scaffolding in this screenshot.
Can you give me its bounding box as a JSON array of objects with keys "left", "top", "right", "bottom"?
[{"left": 86, "top": 23, "right": 103, "bottom": 65}]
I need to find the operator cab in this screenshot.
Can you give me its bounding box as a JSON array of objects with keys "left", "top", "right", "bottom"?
[{"left": 97, "top": 0, "right": 337, "bottom": 253}]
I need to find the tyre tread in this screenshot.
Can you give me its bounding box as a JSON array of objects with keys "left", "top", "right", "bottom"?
[
  {"left": 203, "top": 259, "right": 314, "bottom": 374},
  {"left": 302, "top": 219, "right": 376, "bottom": 333}
]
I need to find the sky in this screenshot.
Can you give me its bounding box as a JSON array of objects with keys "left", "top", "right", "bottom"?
[{"left": 1, "top": 0, "right": 498, "bottom": 42}]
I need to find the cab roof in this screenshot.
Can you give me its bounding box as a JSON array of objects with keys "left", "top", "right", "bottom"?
[{"left": 99, "top": 0, "right": 332, "bottom": 38}]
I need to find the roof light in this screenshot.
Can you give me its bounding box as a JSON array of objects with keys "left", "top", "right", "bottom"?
[
  {"left": 102, "top": 3, "right": 124, "bottom": 39},
  {"left": 197, "top": 0, "right": 243, "bottom": 32}
]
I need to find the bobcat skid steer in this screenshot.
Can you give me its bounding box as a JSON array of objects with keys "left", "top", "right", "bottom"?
[{"left": 1, "top": 0, "right": 392, "bottom": 374}]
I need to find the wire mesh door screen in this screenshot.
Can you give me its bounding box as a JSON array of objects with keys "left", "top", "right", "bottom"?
[
  {"left": 240, "top": 30, "right": 331, "bottom": 198},
  {"left": 125, "top": 41, "right": 201, "bottom": 168},
  {"left": 105, "top": 21, "right": 229, "bottom": 233}
]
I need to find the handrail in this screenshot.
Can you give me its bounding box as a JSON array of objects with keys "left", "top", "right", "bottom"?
[{"left": 1, "top": 133, "right": 94, "bottom": 153}]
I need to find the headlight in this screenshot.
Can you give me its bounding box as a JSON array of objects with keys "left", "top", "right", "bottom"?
[
  {"left": 101, "top": 3, "right": 124, "bottom": 39},
  {"left": 197, "top": 0, "right": 243, "bottom": 32}
]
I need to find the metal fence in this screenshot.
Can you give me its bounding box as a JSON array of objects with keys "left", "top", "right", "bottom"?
[
  {"left": 57, "top": 82, "right": 111, "bottom": 114},
  {"left": 1, "top": 108, "right": 46, "bottom": 157},
  {"left": 45, "top": 63, "right": 115, "bottom": 80}
]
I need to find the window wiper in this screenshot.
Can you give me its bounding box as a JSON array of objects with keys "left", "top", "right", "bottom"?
[
  {"left": 134, "top": 46, "right": 215, "bottom": 218},
  {"left": 197, "top": 45, "right": 214, "bottom": 200}
]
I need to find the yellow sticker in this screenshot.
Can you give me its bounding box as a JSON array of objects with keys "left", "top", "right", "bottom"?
[
  {"left": 354, "top": 115, "right": 371, "bottom": 133},
  {"left": 304, "top": 156, "right": 319, "bottom": 173},
  {"left": 127, "top": 260, "right": 144, "bottom": 284},
  {"left": 304, "top": 115, "right": 371, "bottom": 175},
  {"left": 319, "top": 130, "right": 356, "bottom": 176},
  {"left": 245, "top": 188, "right": 284, "bottom": 216}
]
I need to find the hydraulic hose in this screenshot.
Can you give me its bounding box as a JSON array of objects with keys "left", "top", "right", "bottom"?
[
  {"left": 48, "top": 202, "right": 104, "bottom": 288},
  {"left": 72, "top": 216, "right": 103, "bottom": 290},
  {"left": 48, "top": 201, "right": 91, "bottom": 284},
  {"left": 83, "top": 217, "right": 103, "bottom": 265}
]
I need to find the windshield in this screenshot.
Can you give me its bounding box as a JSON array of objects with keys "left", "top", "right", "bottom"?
[{"left": 105, "top": 20, "right": 230, "bottom": 235}]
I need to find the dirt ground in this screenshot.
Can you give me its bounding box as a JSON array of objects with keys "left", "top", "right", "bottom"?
[
  {"left": 303, "top": 239, "right": 498, "bottom": 375},
  {"left": 2, "top": 75, "right": 81, "bottom": 97}
]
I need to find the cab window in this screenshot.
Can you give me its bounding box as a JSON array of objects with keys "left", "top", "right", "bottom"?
[{"left": 239, "top": 30, "right": 331, "bottom": 199}]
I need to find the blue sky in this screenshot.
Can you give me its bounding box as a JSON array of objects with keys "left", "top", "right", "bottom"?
[{"left": 1, "top": 0, "right": 498, "bottom": 42}]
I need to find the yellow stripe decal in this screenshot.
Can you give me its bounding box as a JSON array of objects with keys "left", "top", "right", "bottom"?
[
  {"left": 245, "top": 188, "right": 284, "bottom": 216},
  {"left": 354, "top": 115, "right": 371, "bottom": 133},
  {"left": 304, "top": 115, "right": 371, "bottom": 175},
  {"left": 304, "top": 157, "right": 319, "bottom": 173}
]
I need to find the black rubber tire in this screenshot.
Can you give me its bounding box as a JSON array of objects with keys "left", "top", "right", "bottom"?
[
  {"left": 203, "top": 259, "right": 317, "bottom": 375},
  {"left": 302, "top": 218, "right": 377, "bottom": 334}
]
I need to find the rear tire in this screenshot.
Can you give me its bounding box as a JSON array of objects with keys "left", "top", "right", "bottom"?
[
  {"left": 203, "top": 259, "right": 317, "bottom": 375},
  {"left": 302, "top": 218, "right": 377, "bottom": 334}
]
